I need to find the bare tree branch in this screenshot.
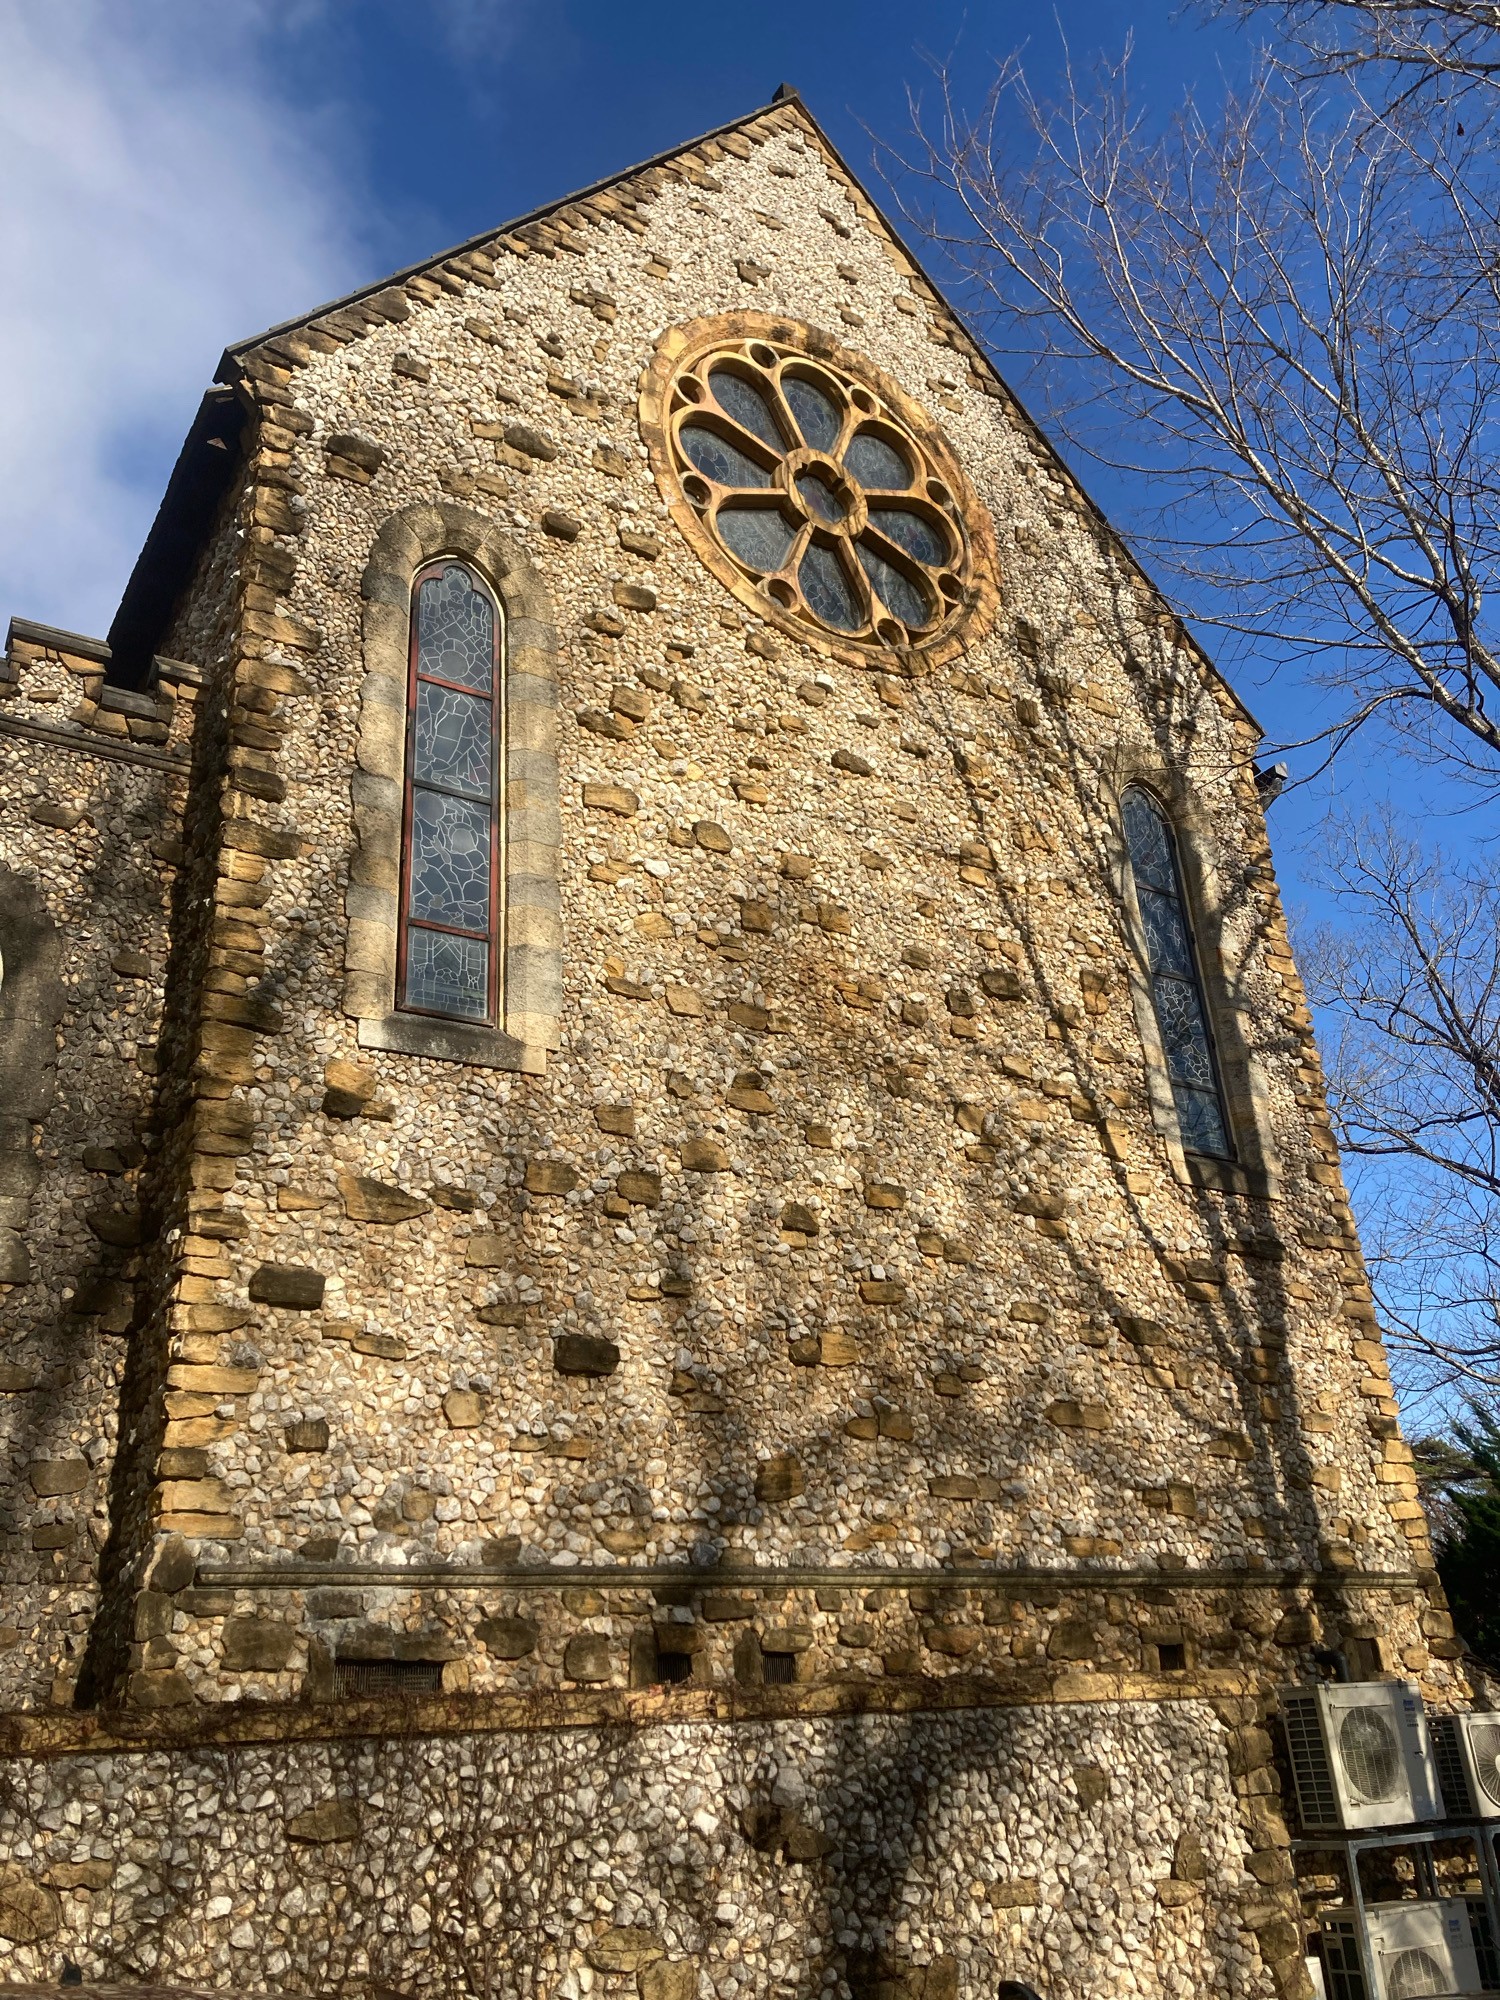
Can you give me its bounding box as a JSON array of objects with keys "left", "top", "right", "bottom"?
[
  {"left": 885, "top": 45, "right": 1500, "bottom": 790},
  {"left": 1301, "top": 815, "right": 1500, "bottom": 1405},
  {"left": 1217, "top": 0, "right": 1500, "bottom": 101}
]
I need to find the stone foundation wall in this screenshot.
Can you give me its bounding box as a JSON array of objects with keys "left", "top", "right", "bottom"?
[{"left": 0, "top": 1697, "right": 1290, "bottom": 2000}]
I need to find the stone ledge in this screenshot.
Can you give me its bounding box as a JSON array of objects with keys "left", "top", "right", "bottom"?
[
  {"left": 0, "top": 712, "right": 192, "bottom": 776},
  {"left": 195, "top": 1558, "right": 1431, "bottom": 1593},
  {"left": 355, "top": 1010, "right": 547, "bottom": 1073},
  {"left": 0, "top": 1673, "right": 1271, "bottom": 1764}
]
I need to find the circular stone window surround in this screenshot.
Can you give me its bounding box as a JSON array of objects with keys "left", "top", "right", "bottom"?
[{"left": 639, "top": 312, "right": 1001, "bottom": 672}]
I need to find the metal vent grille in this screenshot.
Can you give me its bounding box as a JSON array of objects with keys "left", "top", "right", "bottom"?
[
  {"left": 334, "top": 1657, "right": 444, "bottom": 1698},
  {"left": 1470, "top": 1721, "right": 1500, "bottom": 1807},
  {"left": 1381, "top": 1947, "right": 1447, "bottom": 2000},
  {"left": 1323, "top": 1916, "right": 1370, "bottom": 2000},
  {"left": 1285, "top": 1690, "right": 1341, "bottom": 1828},
  {"left": 1431, "top": 1715, "right": 1471, "bottom": 1818},
  {"left": 1469, "top": 1899, "right": 1500, "bottom": 1991},
  {"left": 1338, "top": 1707, "right": 1403, "bottom": 1805}
]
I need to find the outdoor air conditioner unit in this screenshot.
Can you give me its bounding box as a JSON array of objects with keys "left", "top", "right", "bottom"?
[
  {"left": 1321, "top": 1900, "right": 1487, "bottom": 2000},
  {"left": 1283, "top": 1682, "right": 1444, "bottom": 1830},
  {"left": 1431, "top": 1714, "right": 1500, "bottom": 1822}
]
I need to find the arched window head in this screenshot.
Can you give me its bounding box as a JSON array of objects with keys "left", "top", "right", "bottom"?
[
  {"left": 1121, "top": 787, "right": 1233, "bottom": 1160},
  {"left": 398, "top": 561, "right": 502, "bottom": 1024}
]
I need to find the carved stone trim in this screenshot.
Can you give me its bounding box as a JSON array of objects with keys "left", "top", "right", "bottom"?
[
  {"left": 0, "top": 870, "right": 64, "bottom": 1284},
  {"left": 347, "top": 501, "right": 562, "bottom": 1071},
  {"left": 639, "top": 311, "right": 1001, "bottom": 672}
]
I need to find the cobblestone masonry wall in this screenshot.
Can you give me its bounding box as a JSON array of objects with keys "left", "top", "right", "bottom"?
[
  {"left": 0, "top": 623, "right": 200, "bottom": 1709},
  {"left": 0, "top": 1698, "right": 1283, "bottom": 2000},
  {"left": 0, "top": 93, "right": 1470, "bottom": 2000}
]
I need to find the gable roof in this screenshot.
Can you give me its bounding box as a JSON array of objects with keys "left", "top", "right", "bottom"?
[{"left": 104, "top": 86, "right": 1257, "bottom": 734}]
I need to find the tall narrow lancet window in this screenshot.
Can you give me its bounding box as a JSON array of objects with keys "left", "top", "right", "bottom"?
[
  {"left": 398, "top": 561, "right": 502, "bottom": 1023},
  {"left": 1121, "top": 787, "right": 1233, "bottom": 1159}
]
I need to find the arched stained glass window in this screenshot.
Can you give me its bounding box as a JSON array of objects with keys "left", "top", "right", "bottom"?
[
  {"left": 1121, "top": 787, "right": 1233, "bottom": 1159},
  {"left": 398, "top": 562, "right": 501, "bottom": 1023}
]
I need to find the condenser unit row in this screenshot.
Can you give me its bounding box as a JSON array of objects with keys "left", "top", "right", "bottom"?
[{"left": 1283, "top": 1684, "right": 1500, "bottom": 1834}]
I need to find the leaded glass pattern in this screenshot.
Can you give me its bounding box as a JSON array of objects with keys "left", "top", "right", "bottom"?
[
  {"left": 1122, "top": 788, "right": 1232, "bottom": 1158},
  {"left": 399, "top": 562, "right": 500, "bottom": 1024},
  {"left": 662, "top": 332, "right": 977, "bottom": 654}
]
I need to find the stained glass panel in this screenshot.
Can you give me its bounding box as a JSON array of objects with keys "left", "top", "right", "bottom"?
[
  {"left": 1123, "top": 787, "right": 1233, "bottom": 1159},
  {"left": 868, "top": 507, "right": 947, "bottom": 567},
  {"left": 1155, "top": 978, "right": 1217, "bottom": 1087},
  {"left": 856, "top": 541, "right": 930, "bottom": 628},
  {"left": 1137, "top": 887, "right": 1197, "bottom": 982},
  {"left": 709, "top": 369, "right": 784, "bottom": 449},
  {"left": 402, "top": 562, "right": 500, "bottom": 1025},
  {"left": 416, "top": 565, "right": 494, "bottom": 692},
  {"left": 717, "top": 506, "right": 798, "bottom": 572},
  {"left": 799, "top": 544, "right": 861, "bottom": 630},
  {"left": 1122, "top": 788, "right": 1176, "bottom": 891},
  {"left": 405, "top": 930, "right": 489, "bottom": 1020},
  {"left": 413, "top": 682, "right": 493, "bottom": 800},
  {"left": 796, "top": 472, "right": 845, "bottom": 523},
  {"left": 784, "top": 377, "right": 842, "bottom": 453},
  {"left": 680, "top": 425, "right": 771, "bottom": 488},
  {"left": 1176, "top": 1085, "right": 1230, "bottom": 1158},
  {"left": 409, "top": 791, "right": 492, "bottom": 930},
  {"left": 844, "top": 432, "right": 910, "bottom": 489}
]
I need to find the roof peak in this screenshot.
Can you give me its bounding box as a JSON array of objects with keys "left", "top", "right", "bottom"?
[{"left": 219, "top": 89, "right": 823, "bottom": 372}]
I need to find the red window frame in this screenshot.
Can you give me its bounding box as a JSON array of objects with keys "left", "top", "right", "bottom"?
[{"left": 396, "top": 560, "right": 503, "bottom": 1025}]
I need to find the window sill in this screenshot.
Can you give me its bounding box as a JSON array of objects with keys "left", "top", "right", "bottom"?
[
  {"left": 356, "top": 1011, "right": 547, "bottom": 1074},
  {"left": 1183, "top": 1152, "right": 1274, "bottom": 1200}
]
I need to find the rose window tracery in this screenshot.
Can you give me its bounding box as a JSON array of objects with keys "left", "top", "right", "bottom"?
[{"left": 640, "top": 316, "right": 997, "bottom": 667}]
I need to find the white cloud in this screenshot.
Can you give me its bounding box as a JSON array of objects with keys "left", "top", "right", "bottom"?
[{"left": 0, "top": 0, "right": 371, "bottom": 640}]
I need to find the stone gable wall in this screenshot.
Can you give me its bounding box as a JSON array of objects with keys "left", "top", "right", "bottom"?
[{"left": 110, "top": 102, "right": 1444, "bottom": 1704}]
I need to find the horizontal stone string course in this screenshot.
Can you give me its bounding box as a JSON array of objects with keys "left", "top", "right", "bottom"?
[{"left": 193, "top": 1562, "right": 1431, "bottom": 1592}]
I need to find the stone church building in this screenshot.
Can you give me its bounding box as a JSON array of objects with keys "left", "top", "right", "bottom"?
[{"left": 0, "top": 88, "right": 1466, "bottom": 1999}]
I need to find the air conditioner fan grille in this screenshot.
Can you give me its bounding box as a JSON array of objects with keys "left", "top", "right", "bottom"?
[
  {"left": 1338, "top": 1705, "right": 1403, "bottom": 1805},
  {"left": 1382, "top": 1946, "right": 1448, "bottom": 2000},
  {"left": 1470, "top": 1720, "right": 1500, "bottom": 1807}
]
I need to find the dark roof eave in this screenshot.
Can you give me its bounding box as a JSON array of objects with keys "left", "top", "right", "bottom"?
[{"left": 103, "top": 386, "right": 247, "bottom": 688}]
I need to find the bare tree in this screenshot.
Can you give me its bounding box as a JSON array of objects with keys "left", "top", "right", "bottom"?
[
  {"left": 1304, "top": 814, "right": 1500, "bottom": 1405},
  {"left": 892, "top": 43, "right": 1500, "bottom": 783},
  {"left": 885, "top": 10, "right": 1500, "bottom": 1390},
  {"left": 1221, "top": 1, "right": 1500, "bottom": 100}
]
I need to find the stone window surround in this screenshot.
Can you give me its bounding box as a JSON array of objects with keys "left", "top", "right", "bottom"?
[
  {"left": 1104, "top": 759, "right": 1282, "bottom": 1202},
  {"left": 344, "top": 501, "right": 562, "bottom": 1073}
]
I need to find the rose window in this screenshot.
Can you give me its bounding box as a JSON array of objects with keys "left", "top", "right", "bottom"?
[{"left": 641, "top": 317, "right": 996, "bottom": 667}]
